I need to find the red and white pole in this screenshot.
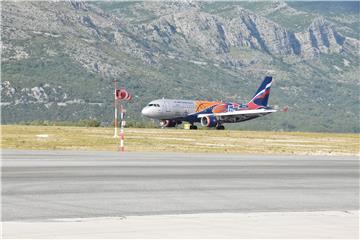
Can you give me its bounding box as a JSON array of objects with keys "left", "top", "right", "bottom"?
[
  {"left": 113, "top": 84, "right": 132, "bottom": 151},
  {"left": 119, "top": 105, "right": 126, "bottom": 152}
]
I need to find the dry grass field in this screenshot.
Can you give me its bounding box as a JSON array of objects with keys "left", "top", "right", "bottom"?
[{"left": 1, "top": 125, "right": 359, "bottom": 155}]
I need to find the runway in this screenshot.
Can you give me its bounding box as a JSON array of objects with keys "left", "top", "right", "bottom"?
[{"left": 2, "top": 150, "right": 359, "bottom": 222}]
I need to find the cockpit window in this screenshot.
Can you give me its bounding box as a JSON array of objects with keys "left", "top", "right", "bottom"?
[{"left": 148, "top": 104, "right": 160, "bottom": 107}]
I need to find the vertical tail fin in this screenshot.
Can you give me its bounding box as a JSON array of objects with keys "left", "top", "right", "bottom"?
[{"left": 247, "top": 76, "right": 272, "bottom": 109}]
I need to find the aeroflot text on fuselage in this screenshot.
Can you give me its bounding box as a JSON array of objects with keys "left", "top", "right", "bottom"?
[{"left": 141, "top": 76, "right": 277, "bottom": 130}]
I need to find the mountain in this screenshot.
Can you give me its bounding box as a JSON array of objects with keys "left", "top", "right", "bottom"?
[{"left": 1, "top": 1, "right": 359, "bottom": 132}]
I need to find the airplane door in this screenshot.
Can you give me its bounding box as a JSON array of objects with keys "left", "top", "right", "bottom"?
[{"left": 163, "top": 99, "right": 171, "bottom": 114}]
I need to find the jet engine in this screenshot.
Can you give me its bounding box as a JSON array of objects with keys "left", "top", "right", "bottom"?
[
  {"left": 200, "top": 116, "right": 217, "bottom": 127},
  {"left": 159, "top": 120, "right": 177, "bottom": 128}
]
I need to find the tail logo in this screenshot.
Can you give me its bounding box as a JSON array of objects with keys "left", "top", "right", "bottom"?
[
  {"left": 247, "top": 76, "right": 272, "bottom": 109},
  {"left": 252, "top": 82, "right": 271, "bottom": 101}
]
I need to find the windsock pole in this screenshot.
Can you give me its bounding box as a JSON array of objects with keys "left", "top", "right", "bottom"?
[
  {"left": 119, "top": 105, "right": 125, "bottom": 152},
  {"left": 113, "top": 80, "right": 118, "bottom": 138},
  {"left": 114, "top": 106, "right": 118, "bottom": 138},
  {"left": 114, "top": 86, "right": 132, "bottom": 151}
]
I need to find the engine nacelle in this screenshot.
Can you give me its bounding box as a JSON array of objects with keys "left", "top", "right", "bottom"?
[
  {"left": 200, "top": 116, "right": 218, "bottom": 127},
  {"left": 160, "top": 119, "right": 177, "bottom": 128}
]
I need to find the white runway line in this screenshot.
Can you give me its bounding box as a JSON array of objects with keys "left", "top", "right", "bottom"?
[{"left": 2, "top": 211, "right": 359, "bottom": 239}]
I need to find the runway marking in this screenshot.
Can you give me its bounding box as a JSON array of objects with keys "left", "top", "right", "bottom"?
[{"left": 2, "top": 211, "right": 359, "bottom": 239}]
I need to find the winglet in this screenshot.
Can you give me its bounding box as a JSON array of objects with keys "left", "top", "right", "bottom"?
[{"left": 281, "top": 106, "right": 289, "bottom": 112}]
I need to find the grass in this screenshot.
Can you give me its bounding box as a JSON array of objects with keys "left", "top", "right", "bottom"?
[{"left": 1, "top": 125, "right": 359, "bottom": 156}]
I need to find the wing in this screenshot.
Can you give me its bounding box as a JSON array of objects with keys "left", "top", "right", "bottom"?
[{"left": 198, "top": 109, "right": 277, "bottom": 122}]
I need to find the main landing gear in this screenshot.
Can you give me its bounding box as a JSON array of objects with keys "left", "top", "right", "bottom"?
[
  {"left": 190, "top": 124, "right": 198, "bottom": 130},
  {"left": 216, "top": 125, "right": 225, "bottom": 130}
]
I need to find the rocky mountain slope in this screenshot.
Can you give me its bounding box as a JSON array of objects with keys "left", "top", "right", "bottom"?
[{"left": 1, "top": 1, "right": 359, "bottom": 132}]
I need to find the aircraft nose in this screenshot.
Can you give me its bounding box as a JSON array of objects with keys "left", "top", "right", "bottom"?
[{"left": 141, "top": 107, "right": 150, "bottom": 117}]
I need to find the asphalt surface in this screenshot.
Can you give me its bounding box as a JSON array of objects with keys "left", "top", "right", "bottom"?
[{"left": 2, "top": 150, "right": 359, "bottom": 221}]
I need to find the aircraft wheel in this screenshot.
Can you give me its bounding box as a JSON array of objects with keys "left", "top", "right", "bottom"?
[
  {"left": 216, "top": 125, "right": 225, "bottom": 130},
  {"left": 190, "top": 125, "right": 198, "bottom": 130}
]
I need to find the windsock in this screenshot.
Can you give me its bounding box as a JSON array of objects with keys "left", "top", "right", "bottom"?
[{"left": 115, "top": 89, "right": 132, "bottom": 101}]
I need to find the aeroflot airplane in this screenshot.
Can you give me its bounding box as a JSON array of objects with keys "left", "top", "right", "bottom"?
[{"left": 141, "top": 76, "right": 277, "bottom": 130}]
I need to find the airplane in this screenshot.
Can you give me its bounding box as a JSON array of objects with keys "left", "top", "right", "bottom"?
[{"left": 141, "top": 76, "right": 277, "bottom": 130}]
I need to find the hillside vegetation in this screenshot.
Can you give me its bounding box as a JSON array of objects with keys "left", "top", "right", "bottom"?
[{"left": 1, "top": 1, "right": 359, "bottom": 132}]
